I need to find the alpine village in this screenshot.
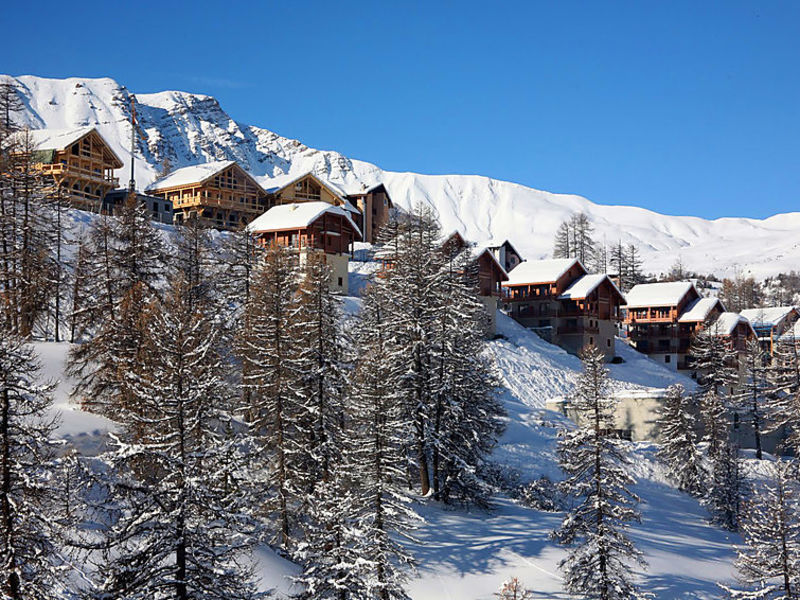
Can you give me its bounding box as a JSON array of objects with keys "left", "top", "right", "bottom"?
[{"left": 2, "top": 81, "right": 800, "bottom": 600}]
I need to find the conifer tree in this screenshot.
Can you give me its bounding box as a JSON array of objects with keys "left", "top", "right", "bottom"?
[
  {"left": 721, "top": 459, "right": 800, "bottom": 600},
  {"left": 553, "top": 220, "right": 573, "bottom": 259},
  {"left": 348, "top": 285, "right": 419, "bottom": 600},
  {"left": 238, "top": 243, "right": 304, "bottom": 552},
  {"left": 767, "top": 336, "right": 800, "bottom": 456},
  {"left": 656, "top": 384, "right": 705, "bottom": 496},
  {"left": 495, "top": 577, "right": 535, "bottom": 600},
  {"left": 736, "top": 338, "right": 769, "bottom": 459},
  {"left": 571, "top": 212, "right": 595, "bottom": 266},
  {"left": 173, "top": 216, "right": 216, "bottom": 305},
  {"left": 86, "top": 276, "right": 259, "bottom": 600},
  {"left": 0, "top": 334, "right": 67, "bottom": 599},
  {"left": 610, "top": 241, "right": 628, "bottom": 291},
  {"left": 554, "top": 346, "right": 649, "bottom": 600},
  {"left": 705, "top": 437, "right": 743, "bottom": 531},
  {"left": 623, "top": 244, "right": 644, "bottom": 291}
]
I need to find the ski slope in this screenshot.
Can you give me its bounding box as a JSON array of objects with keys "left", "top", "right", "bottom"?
[{"left": 7, "top": 73, "right": 800, "bottom": 279}]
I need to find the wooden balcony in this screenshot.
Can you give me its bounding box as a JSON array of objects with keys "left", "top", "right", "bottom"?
[{"left": 37, "top": 162, "right": 119, "bottom": 187}]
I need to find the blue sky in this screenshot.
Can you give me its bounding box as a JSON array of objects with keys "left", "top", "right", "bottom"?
[{"left": 6, "top": 1, "right": 799, "bottom": 219}]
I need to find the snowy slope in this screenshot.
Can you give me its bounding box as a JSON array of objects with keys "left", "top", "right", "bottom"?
[{"left": 9, "top": 73, "right": 799, "bottom": 278}]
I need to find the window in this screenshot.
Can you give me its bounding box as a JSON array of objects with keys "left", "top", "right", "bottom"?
[
  {"left": 665, "top": 355, "right": 671, "bottom": 363},
  {"left": 607, "top": 339, "right": 611, "bottom": 347},
  {"left": 589, "top": 337, "right": 594, "bottom": 345},
  {"left": 338, "top": 277, "right": 343, "bottom": 287}
]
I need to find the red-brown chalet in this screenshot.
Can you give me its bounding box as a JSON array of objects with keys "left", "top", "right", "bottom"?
[
  {"left": 247, "top": 201, "right": 362, "bottom": 295},
  {"left": 501, "top": 258, "right": 624, "bottom": 360}
]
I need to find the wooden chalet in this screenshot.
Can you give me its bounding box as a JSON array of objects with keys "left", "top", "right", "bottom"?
[
  {"left": 247, "top": 201, "right": 362, "bottom": 294},
  {"left": 739, "top": 306, "right": 800, "bottom": 355},
  {"left": 265, "top": 172, "right": 361, "bottom": 223},
  {"left": 17, "top": 127, "right": 123, "bottom": 212},
  {"left": 501, "top": 258, "right": 624, "bottom": 359},
  {"left": 146, "top": 160, "right": 268, "bottom": 230},
  {"left": 345, "top": 183, "right": 393, "bottom": 244},
  {"left": 710, "top": 312, "right": 756, "bottom": 352},
  {"left": 623, "top": 281, "right": 703, "bottom": 370},
  {"left": 486, "top": 239, "right": 524, "bottom": 273}
]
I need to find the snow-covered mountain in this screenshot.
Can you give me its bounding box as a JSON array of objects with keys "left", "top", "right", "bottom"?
[{"left": 8, "top": 74, "right": 800, "bottom": 279}]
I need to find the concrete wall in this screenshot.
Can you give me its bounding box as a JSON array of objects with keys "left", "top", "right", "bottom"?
[
  {"left": 300, "top": 250, "right": 350, "bottom": 295},
  {"left": 479, "top": 295, "right": 498, "bottom": 337}
]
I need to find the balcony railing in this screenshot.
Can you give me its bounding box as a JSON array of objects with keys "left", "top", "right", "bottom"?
[{"left": 37, "top": 163, "right": 119, "bottom": 186}]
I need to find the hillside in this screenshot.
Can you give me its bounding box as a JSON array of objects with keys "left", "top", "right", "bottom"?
[{"left": 6, "top": 73, "right": 800, "bottom": 279}]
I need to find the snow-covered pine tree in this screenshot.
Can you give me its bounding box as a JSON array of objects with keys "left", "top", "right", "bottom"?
[
  {"left": 0, "top": 333, "right": 67, "bottom": 599},
  {"left": 293, "top": 250, "right": 348, "bottom": 490},
  {"left": 86, "top": 275, "right": 259, "bottom": 600},
  {"left": 173, "top": 215, "right": 216, "bottom": 305},
  {"left": 689, "top": 322, "right": 738, "bottom": 458},
  {"left": 705, "top": 436, "right": 743, "bottom": 531},
  {"left": 373, "top": 203, "right": 444, "bottom": 496},
  {"left": 735, "top": 338, "right": 769, "bottom": 459},
  {"left": 431, "top": 245, "right": 504, "bottom": 506},
  {"left": 721, "top": 459, "right": 800, "bottom": 599},
  {"left": 217, "top": 226, "right": 260, "bottom": 330},
  {"left": 237, "top": 242, "right": 305, "bottom": 552},
  {"left": 554, "top": 345, "right": 649, "bottom": 600},
  {"left": 348, "top": 284, "right": 419, "bottom": 600},
  {"left": 767, "top": 335, "right": 800, "bottom": 457},
  {"left": 67, "top": 196, "right": 166, "bottom": 418},
  {"left": 553, "top": 220, "right": 573, "bottom": 259},
  {"left": 656, "top": 384, "right": 705, "bottom": 496}
]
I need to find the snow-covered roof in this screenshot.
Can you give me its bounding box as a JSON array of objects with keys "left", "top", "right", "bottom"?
[
  {"left": 246, "top": 201, "right": 362, "bottom": 240},
  {"left": 502, "top": 258, "right": 583, "bottom": 286},
  {"left": 262, "top": 171, "right": 348, "bottom": 199},
  {"left": 558, "top": 273, "right": 621, "bottom": 300},
  {"left": 624, "top": 281, "right": 697, "bottom": 308},
  {"left": 678, "top": 297, "right": 725, "bottom": 323},
  {"left": 146, "top": 160, "right": 238, "bottom": 191},
  {"left": 25, "top": 126, "right": 96, "bottom": 151},
  {"left": 485, "top": 238, "right": 522, "bottom": 258},
  {"left": 739, "top": 306, "right": 798, "bottom": 328},
  {"left": 22, "top": 126, "right": 123, "bottom": 166},
  {"left": 711, "top": 312, "right": 755, "bottom": 337}
]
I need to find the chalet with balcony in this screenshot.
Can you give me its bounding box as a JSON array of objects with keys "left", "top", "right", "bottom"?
[
  {"left": 345, "top": 183, "right": 393, "bottom": 244},
  {"left": 438, "top": 231, "right": 509, "bottom": 335},
  {"left": 739, "top": 306, "right": 799, "bottom": 355},
  {"left": 265, "top": 172, "right": 361, "bottom": 224},
  {"left": 486, "top": 239, "right": 524, "bottom": 273},
  {"left": 146, "top": 160, "right": 269, "bottom": 230},
  {"left": 18, "top": 127, "right": 123, "bottom": 212},
  {"left": 247, "top": 201, "right": 362, "bottom": 294},
  {"left": 624, "top": 281, "right": 702, "bottom": 370},
  {"left": 501, "top": 258, "right": 624, "bottom": 360}
]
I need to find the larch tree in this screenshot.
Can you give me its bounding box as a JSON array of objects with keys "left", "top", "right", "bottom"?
[
  {"left": 0, "top": 334, "right": 67, "bottom": 599},
  {"left": 705, "top": 436, "right": 743, "bottom": 531},
  {"left": 348, "top": 284, "right": 419, "bottom": 600},
  {"left": 767, "top": 336, "right": 800, "bottom": 456},
  {"left": 554, "top": 345, "right": 649, "bottom": 600},
  {"left": 494, "top": 577, "right": 535, "bottom": 600},
  {"left": 86, "top": 276, "right": 259, "bottom": 600},
  {"left": 656, "top": 384, "right": 705, "bottom": 496},
  {"left": 610, "top": 241, "right": 628, "bottom": 291},
  {"left": 237, "top": 243, "right": 304, "bottom": 552},
  {"left": 553, "top": 220, "right": 573, "bottom": 259},
  {"left": 735, "top": 338, "right": 769, "bottom": 460},
  {"left": 721, "top": 459, "right": 800, "bottom": 599}
]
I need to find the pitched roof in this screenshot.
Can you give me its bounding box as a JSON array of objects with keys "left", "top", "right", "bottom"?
[
  {"left": 739, "top": 306, "right": 799, "bottom": 328},
  {"left": 558, "top": 273, "right": 622, "bottom": 301},
  {"left": 473, "top": 246, "right": 509, "bottom": 281},
  {"left": 779, "top": 320, "right": 800, "bottom": 341},
  {"left": 711, "top": 312, "right": 755, "bottom": 337},
  {"left": 246, "top": 201, "right": 362, "bottom": 240},
  {"left": 145, "top": 160, "right": 239, "bottom": 191},
  {"left": 678, "top": 297, "right": 725, "bottom": 323},
  {"left": 262, "top": 171, "right": 348, "bottom": 199},
  {"left": 485, "top": 238, "right": 522, "bottom": 258},
  {"left": 624, "top": 281, "right": 698, "bottom": 308},
  {"left": 23, "top": 126, "right": 123, "bottom": 167},
  {"left": 502, "top": 258, "right": 583, "bottom": 286}
]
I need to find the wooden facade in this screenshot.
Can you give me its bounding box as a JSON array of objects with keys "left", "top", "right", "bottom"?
[
  {"left": 20, "top": 127, "right": 123, "bottom": 212},
  {"left": 345, "top": 183, "right": 393, "bottom": 244},
  {"left": 487, "top": 240, "right": 524, "bottom": 273},
  {"left": 147, "top": 161, "right": 269, "bottom": 230},
  {"left": 250, "top": 210, "right": 360, "bottom": 255},
  {"left": 502, "top": 258, "right": 624, "bottom": 359},
  {"left": 623, "top": 283, "right": 702, "bottom": 371}
]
